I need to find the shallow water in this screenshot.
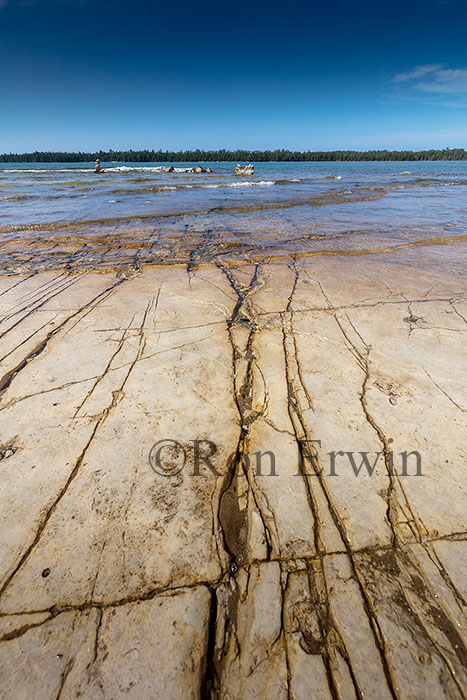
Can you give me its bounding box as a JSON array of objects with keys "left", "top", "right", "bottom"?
[{"left": 0, "top": 161, "right": 466, "bottom": 274}]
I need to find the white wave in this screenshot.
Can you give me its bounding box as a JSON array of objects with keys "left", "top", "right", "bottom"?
[
  {"left": 109, "top": 166, "right": 164, "bottom": 172},
  {"left": 204, "top": 180, "right": 275, "bottom": 189},
  {"left": 2, "top": 168, "right": 92, "bottom": 173},
  {"left": 110, "top": 166, "right": 196, "bottom": 173}
]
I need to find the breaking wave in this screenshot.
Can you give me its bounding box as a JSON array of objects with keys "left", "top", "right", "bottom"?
[{"left": 204, "top": 180, "right": 275, "bottom": 188}]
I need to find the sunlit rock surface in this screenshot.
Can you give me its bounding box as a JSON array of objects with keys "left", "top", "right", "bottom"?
[{"left": 0, "top": 246, "right": 466, "bottom": 698}]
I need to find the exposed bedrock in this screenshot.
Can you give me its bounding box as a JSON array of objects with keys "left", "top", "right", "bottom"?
[{"left": 0, "top": 248, "right": 465, "bottom": 698}]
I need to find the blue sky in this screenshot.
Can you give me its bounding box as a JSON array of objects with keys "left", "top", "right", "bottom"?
[{"left": 0, "top": 0, "right": 466, "bottom": 151}]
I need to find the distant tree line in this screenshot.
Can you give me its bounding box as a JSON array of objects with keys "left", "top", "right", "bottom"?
[{"left": 0, "top": 148, "right": 466, "bottom": 162}]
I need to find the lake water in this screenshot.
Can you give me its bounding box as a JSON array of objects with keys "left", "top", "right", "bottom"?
[{"left": 1, "top": 161, "right": 466, "bottom": 274}]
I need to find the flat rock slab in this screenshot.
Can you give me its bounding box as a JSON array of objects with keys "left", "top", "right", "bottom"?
[{"left": 0, "top": 249, "right": 466, "bottom": 698}]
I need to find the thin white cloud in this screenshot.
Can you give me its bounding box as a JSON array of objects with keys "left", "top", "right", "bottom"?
[
  {"left": 0, "top": 0, "right": 8, "bottom": 7},
  {"left": 416, "top": 68, "right": 467, "bottom": 94},
  {"left": 391, "top": 64, "right": 467, "bottom": 106},
  {"left": 394, "top": 64, "right": 443, "bottom": 82}
]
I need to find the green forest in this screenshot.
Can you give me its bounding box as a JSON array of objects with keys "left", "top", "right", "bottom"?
[{"left": 0, "top": 148, "right": 466, "bottom": 163}]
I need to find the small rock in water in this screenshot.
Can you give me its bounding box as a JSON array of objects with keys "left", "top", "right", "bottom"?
[{"left": 235, "top": 163, "right": 254, "bottom": 175}]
